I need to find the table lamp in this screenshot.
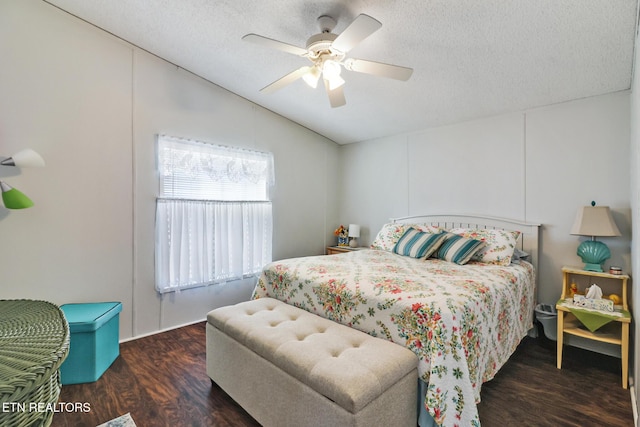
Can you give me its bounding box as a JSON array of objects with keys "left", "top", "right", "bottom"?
[
  {"left": 570, "top": 202, "right": 621, "bottom": 272},
  {"left": 348, "top": 224, "right": 360, "bottom": 248}
]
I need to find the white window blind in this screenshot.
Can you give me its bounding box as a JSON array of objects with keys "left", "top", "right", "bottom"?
[{"left": 155, "top": 135, "right": 274, "bottom": 294}]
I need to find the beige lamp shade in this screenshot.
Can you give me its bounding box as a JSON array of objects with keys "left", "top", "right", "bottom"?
[{"left": 570, "top": 205, "right": 621, "bottom": 237}]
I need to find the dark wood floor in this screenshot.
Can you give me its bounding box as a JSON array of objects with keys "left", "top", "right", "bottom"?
[{"left": 53, "top": 322, "right": 634, "bottom": 427}]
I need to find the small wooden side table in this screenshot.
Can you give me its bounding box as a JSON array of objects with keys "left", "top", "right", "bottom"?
[
  {"left": 556, "top": 266, "right": 631, "bottom": 388},
  {"left": 326, "top": 246, "right": 365, "bottom": 255}
]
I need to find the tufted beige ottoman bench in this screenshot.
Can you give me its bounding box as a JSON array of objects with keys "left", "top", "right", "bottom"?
[{"left": 206, "top": 298, "right": 418, "bottom": 427}]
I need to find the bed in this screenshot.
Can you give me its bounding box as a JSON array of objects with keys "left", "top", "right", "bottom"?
[{"left": 253, "top": 214, "right": 540, "bottom": 427}]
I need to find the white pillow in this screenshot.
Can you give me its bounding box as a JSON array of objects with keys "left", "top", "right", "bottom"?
[{"left": 448, "top": 228, "right": 521, "bottom": 266}]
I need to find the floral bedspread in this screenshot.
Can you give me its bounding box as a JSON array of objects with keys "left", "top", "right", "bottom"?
[{"left": 253, "top": 249, "right": 535, "bottom": 427}]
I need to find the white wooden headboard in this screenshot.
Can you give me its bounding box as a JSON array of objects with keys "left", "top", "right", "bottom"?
[{"left": 391, "top": 214, "right": 541, "bottom": 274}]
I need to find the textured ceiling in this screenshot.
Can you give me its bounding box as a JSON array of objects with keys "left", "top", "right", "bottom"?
[{"left": 44, "top": 0, "right": 638, "bottom": 144}]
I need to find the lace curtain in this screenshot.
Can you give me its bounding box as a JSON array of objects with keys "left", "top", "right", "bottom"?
[{"left": 155, "top": 135, "right": 274, "bottom": 294}]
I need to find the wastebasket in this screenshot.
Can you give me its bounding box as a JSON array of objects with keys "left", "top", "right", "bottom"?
[{"left": 534, "top": 303, "right": 557, "bottom": 341}]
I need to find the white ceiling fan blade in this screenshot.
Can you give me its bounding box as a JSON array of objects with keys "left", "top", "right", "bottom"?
[
  {"left": 331, "top": 14, "right": 382, "bottom": 53},
  {"left": 260, "top": 66, "right": 311, "bottom": 94},
  {"left": 323, "top": 78, "right": 346, "bottom": 108},
  {"left": 344, "top": 58, "right": 413, "bottom": 81},
  {"left": 242, "top": 34, "right": 308, "bottom": 57}
]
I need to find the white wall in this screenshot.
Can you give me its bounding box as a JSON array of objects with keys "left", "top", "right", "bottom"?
[
  {"left": 0, "top": 1, "right": 134, "bottom": 318},
  {"left": 526, "top": 94, "right": 631, "bottom": 303},
  {"left": 0, "top": 3, "right": 634, "bottom": 386},
  {"left": 0, "top": 0, "right": 339, "bottom": 339},
  {"left": 339, "top": 92, "right": 631, "bottom": 306},
  {"left": 629, "top": 8, "right": 639, "bottom": 419}
]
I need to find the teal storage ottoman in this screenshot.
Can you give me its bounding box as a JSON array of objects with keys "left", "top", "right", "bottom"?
[{"left": 59, "top": 302, "right": 122, "bottom": 385}]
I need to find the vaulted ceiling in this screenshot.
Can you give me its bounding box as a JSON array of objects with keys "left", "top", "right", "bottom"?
[{"left": 44, "top": 0, "right": 638, "bottom": 144}]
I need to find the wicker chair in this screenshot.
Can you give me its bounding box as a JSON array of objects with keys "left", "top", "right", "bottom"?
[{"left": 0, "top": 300, "right": 70, "bottom": 427}]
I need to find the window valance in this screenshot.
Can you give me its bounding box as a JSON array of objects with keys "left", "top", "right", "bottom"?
[{"left": 157, "top": 135, "right": 274, "bottom": 201}]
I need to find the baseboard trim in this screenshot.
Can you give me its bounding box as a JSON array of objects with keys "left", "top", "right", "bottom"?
[
  {"left": 631, "top": 387, "right": 637, "bottom": 427},
  {"left": 120, "top": 318, "right": 206, "bottom": 343}
]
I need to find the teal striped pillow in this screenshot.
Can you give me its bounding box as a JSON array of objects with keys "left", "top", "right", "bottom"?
[
  {"left": 435, "top": 233, "right": 486, "bottom": 265},
  {"left": 393, "top": 229, "right": 447, "bottom": 259}
]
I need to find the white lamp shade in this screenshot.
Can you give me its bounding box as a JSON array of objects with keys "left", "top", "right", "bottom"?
[
  {"left": 322, "top": 60, "right": 342, "bottom": 79},
  {"left": 327, "top": 75, "right": 345, "bottom": 90},
  {"left": 302, "top": 66, "right": 321, "bottom": 88},
  {"left": 1, "top": 149, "right": 45, "bottom": 168},
  {"left": 570, "top": 205, "right": 621, "bottom": 237},
  {"left": 348, "top": 224, "right": 360, "bottom": 238}
]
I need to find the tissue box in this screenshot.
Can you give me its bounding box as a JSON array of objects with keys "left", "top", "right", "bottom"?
[{"left": 572, "top": 295, "right": 614, "bottom": 312}]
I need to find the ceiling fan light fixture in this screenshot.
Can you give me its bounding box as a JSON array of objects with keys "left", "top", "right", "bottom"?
[
  {"left": 328, "top": 75, "right": 345, "bottom": 91},
  {"left": 322, "top": 60, "right": 342, "bottom": 79},
  {"left": 244, "top": 13, "right": 413, "bottom": 107},
  {"left": 302, "top": 66, "right": 321, "bottom": 88}
]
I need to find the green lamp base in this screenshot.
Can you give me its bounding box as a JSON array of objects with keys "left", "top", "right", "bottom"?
[
  {"left": 582, "top": 262, "right": 604, "bottom": 272},
  {"left": 576, "top": 240, "right": 611, "bottom": 272}
]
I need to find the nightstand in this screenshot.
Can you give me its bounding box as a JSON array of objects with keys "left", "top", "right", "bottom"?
[
  {"left": 326, "top": 246, "right": 365, "bottom": 255},
  {"left": 556, "top": 266, "right": 631, "bottom": 388}
]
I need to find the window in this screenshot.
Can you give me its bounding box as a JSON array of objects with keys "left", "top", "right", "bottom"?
[{"left": 155, "top": 135, "right": 274, "bottom": 294}]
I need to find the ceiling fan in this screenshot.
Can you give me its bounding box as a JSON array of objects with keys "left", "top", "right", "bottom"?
[{"left": 242, "top": 14, "right": 413, "bottom": 108}]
